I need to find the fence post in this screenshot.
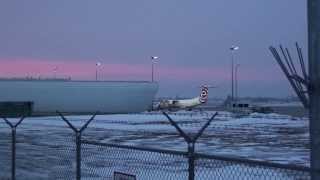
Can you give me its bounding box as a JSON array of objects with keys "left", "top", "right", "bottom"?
[
  {"left": 308, "top": 0, "right": 320, "bottom": 179},
  {"left": 76, "top": 131, "right": 82, "bottom": 180},
  {"left": 0, "top": 116, "right": 26, "bottom": 180},
  {"left": 12, "top": 127, "right": 16, "bottom": 180},
  {"left": 162, "top": 112, "right": 218, "bottom": 180},
  {"left": 188, "top": 143, "right": 195, "bottom": 180},
  {"left": 57, "top": 111, "right": 97, "bottom": 180}
]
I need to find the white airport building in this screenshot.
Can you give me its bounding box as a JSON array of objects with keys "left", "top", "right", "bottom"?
[{"left": 0, "top": 79, "right": 158, "bottom": 115}]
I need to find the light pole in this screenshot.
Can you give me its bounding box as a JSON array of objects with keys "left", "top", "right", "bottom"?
[
  {"left": 230, "top": 45, "right": 239, "bottom": 102},
  {"left": 95, "top": 62, "right": 101, "bottom": 81},
  {"left": 151, "top": 56, "right": 159, "bottom": 82},
  {"left": 53, "top": 66, "right": 58, "bottom": 79},
  {"left": 235, "top": 64, "right": 240, "bottom": 102}
]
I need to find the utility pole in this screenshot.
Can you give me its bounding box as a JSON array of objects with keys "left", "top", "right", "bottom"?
[{"left": 308, "top": 0, "right": 320, "bottom": 179}]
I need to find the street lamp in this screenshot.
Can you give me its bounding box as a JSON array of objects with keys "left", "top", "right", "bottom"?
[
  {"left": 151, "top": 56, "right": 159, "bottom": 82},
  {"left": 230, "top": 45, "right": 239, "bottom": 102},
  {"left": 235, "top": 64, "right": 240, "bottom": 102},
  {"left": 96, "top": 62, "right": 101, "bottom": 81},
  {"left": 53, "top": 66, "right": 58, "bottom": 79}
]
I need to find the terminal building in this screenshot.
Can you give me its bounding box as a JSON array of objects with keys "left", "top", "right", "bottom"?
[{"left": 0, "top": 79, "right": 158, "bottom": 116}]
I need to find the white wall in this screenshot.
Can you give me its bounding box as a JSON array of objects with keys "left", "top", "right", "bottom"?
[{"left": 0, "top": 80, "right": 158, "bottom": 113}]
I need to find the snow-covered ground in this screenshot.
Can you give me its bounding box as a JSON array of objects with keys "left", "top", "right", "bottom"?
[
  {"left": 0, "top": 111, "right": 310, "bottom": 179},
  {"left": 87, "top": 111, "right": 309, "bottom": 166}
]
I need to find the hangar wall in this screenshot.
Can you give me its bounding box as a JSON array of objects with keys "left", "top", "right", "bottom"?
[{"left": 0, "top": 80, "right": 158, "bottom": 114}]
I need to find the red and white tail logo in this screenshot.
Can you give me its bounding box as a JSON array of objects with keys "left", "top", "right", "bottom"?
[{"left": 199, "top": 86, "right": 209, "bottom": 103}]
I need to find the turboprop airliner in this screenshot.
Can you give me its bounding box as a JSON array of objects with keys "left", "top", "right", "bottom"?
[{"left": 156, "top": 86, "right": 209, "bottom": 111}]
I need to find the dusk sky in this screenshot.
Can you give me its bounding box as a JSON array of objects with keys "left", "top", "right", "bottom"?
[{"left": 0, "top": 1, "right": 307, "bottom": 98}]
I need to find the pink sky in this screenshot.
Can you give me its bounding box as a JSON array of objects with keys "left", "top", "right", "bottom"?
[{"left": 0, "top": 58, "right": 280, "bottom": 83}]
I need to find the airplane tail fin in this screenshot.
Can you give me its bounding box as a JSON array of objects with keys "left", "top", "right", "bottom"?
[{"left": 199, "top": 86, "right": 209, "bottom": 103}]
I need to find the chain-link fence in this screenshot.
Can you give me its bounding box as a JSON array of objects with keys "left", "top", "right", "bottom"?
[
  {"left": 0, "top": 116, "right": 76, "bottom": 180},
  {"left": 195, "top": 153, "right": 311, "bottom": 180},
  {"left": 82, "top": 141, "right": 188, "bottom": 179},
  {"left": 0, "top": 120, "right": 11, "bottom": 179},
  {"left": 80, "top": 140, "right": 312, "bottom": 180},
  {"left": 14, "top": 125, "right": 75, "bottom": 180},
  {"left": 0, "top": 113, "right": 316, "bottom": 180}
]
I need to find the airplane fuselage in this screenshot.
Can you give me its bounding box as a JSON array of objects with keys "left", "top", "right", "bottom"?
[
  {"left": 158, "top": 97, "right": 201, "bottom": 110},
  {"left": 155, "top": 86, "right": 209, "bottom": 111}
]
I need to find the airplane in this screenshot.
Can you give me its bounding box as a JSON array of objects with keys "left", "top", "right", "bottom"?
[{"left": 155, "top": 85, "right": 210, "bottom": 111}]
